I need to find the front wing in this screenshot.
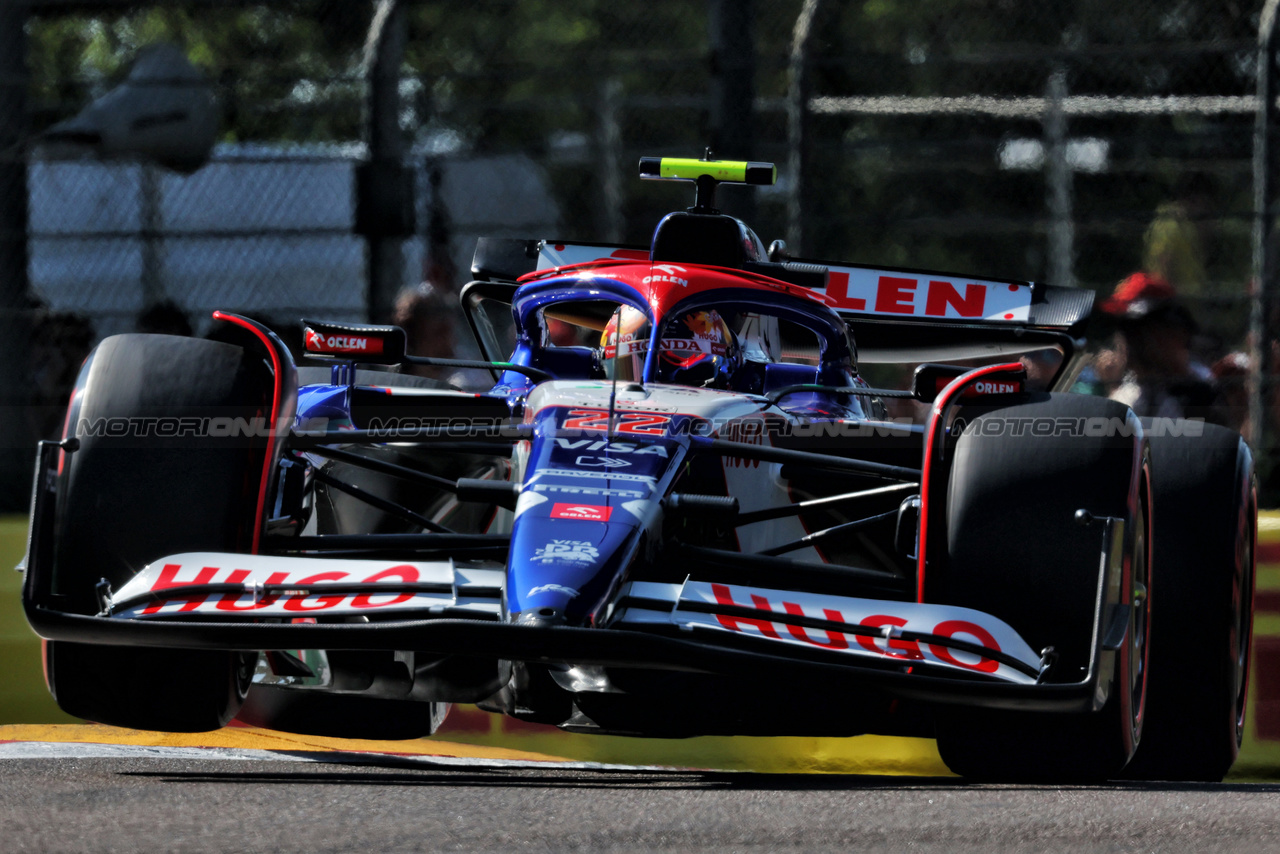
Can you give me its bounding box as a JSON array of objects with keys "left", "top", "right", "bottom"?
[
  {"left": 98, "top": 552, "right": 1040, "bottom": 685},
  {"left": 22, "top": 440, "right": 1126, "bottom": 714}
]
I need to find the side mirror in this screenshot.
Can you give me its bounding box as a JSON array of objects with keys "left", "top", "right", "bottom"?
[
  {"left": 911, "top": 363, "right": 1026, "bottom": 403},
  {"left": 911, "top": 364, "right": 968, "bottom": 403},
  {"left": 302, "top": 319, "right": 407, "bottom": 365},
  {"left": 39, "top": 44, "right": 219, "bottom": 174}
]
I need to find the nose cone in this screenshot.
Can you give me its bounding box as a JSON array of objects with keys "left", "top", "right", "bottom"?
[
  {"left": 507, "top": 393, "right": 681, "bottom": 625},
  {"left": 515, "top": 606, "right": 566, "bottom": 627},
  {"left": 508, "top": 518, "right": 633, "bottom": 625}
]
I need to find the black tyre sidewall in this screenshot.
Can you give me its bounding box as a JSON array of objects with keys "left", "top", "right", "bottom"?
[
  {"left": 46, "top": 333, "right": 271, "bottom": 731},
  {"left": 53, "top": 334, "right": 270, "bottom": 608},
  {"left": 1122, "top": 420, "right": 1255, "bottom": 781},
  {"left": 942, "top": 394, "right": 1140, "bottom": 678},
  {"left": 934, "top": 393, "right": 1149, "bottom": 782}
]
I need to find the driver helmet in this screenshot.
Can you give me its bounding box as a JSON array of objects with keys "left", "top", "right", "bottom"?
[
  {"left": 655, "top": 309, "right": 741, "bottom": 388},
  {"left": 600, "top": 305, "right": 652, "bottom": 382}
]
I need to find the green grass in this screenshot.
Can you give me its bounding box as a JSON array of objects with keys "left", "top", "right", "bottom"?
[{"left": 0, "top": 515, "right": 78, "bottom": 724}]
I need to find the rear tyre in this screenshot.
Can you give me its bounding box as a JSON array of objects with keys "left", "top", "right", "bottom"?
[
  {"left": 933, "top": 394, "right": 1150, "bottom": 782},
  {"left": 237, "top": 684, "right": 450, "bottom": 740},
  {"left": 45, "top": 334, "right": 270, "bottom": 732},
  {"left": 1121, "top": 421, "right": 1255, "bottom": 782}
]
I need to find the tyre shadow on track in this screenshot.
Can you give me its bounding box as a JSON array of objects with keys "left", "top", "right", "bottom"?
[
  {"left": 119, "top": 753, "right": 1280, "bottom": 792},
  {"left": 120, "top": 769, "right": 962, "bottom": 790}
]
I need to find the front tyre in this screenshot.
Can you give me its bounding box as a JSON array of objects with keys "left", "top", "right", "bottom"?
[
  {"left": 44, "top": 333, "right": 272, "bottom": 732},
  {"left": 46, "top": 643, "right": 255, "bottom": 733},
  {"left": 933, "top": 394, "right": 1150, "bottom": 782}
]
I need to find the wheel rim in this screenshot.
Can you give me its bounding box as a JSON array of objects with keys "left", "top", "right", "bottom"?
[
  {"left": 1233, "top": 500, "right": 1256, "bottom": 742},
  {"left": 1128, "top": 494, "right": 1151, "bottom": 746},
  {"left": 234, "top": 651, "right": 257, "bottom": 701}
]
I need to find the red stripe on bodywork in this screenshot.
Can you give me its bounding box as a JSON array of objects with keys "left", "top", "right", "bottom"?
[{"left": 212, "top": 311, "right": 284, "bottom": 555}]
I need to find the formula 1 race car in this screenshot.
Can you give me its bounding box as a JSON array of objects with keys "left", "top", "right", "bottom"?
[{"left": 21, "top": 156, "right": 1256, "bottom": 783}]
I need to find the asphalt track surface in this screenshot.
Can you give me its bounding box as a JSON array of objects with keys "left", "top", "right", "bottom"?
[{"left": 3, "top": 744, "right": 1280, "bottom": 853}]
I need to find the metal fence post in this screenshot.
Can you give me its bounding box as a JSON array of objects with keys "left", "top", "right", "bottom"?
[
  {"left": 786, "top": 0, "right": 820, "bottom": 257},
  {"left": 140, "top": 163, "right": 166, "bottom": 309},
  {"left": 0, "top": 1, "right": 32, "bottom": 510},
  {"left": 1252, "top": 0, "right": 1280, "bottom": 460},
  {"left": 709, "top": 0, "right": 756, "bottom": 222},
  {"left": 1045, "top": 67, "right": 1075, "bottom": 288},
  {"left": 362, "top": 0, "right": 410, "bottom": 323},
  {"left": 600, "top": 76, "right": 624, "bottom": 246}
]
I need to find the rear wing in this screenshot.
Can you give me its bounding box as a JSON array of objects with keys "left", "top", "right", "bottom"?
[
  {"left": 470, "top": 237, "right": 1094, "bottom": 336},
  {"left": 468, "top": 238, "right": 1090, "bottom": 384},
  {"left": 811, "top": 261, "right": 1093, "bottom": 334},
  {"left": 470, "top": 238, "right": 648, "bottom": 282}
]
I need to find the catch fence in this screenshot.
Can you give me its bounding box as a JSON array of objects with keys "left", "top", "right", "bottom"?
[{"left": 0, "top": 0, "right": 1274, "bottom": 500}]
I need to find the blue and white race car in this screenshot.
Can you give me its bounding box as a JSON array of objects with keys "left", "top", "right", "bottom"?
[{"left": 22, "top": 157, "right": 1256, "bottom": 782}]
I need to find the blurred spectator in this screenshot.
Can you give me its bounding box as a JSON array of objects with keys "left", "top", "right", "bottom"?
[
  {"left": 1072, "top": 346, "right": 1126, "bottom": 397},
  {"left": 1143, "top": 175, "right": 1212, "bottom": 298},
  {"left": 545, "top": 315, "right": 586, "bottom": 347},
  {"left": 1210, "top": 351, "right": 1249, "bottom": 435},
  {"left": 136, "top": 299, "right": 193, "bottom": 336},
  {"left": 1019, "top": 347, "right": 1064, "bottom": 392},
  {"left": 393, "top": 281, "right": 487, "bottom": 389},
  {"left": 28, "top": 298, "right": 95, "bottom": 439},
  {"left": 1099, "top": 271, "right": 1220, "bottom": 421}
]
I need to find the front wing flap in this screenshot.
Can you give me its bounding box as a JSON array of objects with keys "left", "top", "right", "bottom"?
[
  {"left": 615, "top": 580, "right": 1043, "bottom": 685},
  {"left": 105, "top": 552, "right": 503, "bottom": 621},
  {"left": 102, "top": 556, "right": 1041, "bottom": 685}
]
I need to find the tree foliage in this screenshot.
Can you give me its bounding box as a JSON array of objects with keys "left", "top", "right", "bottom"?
[
  {"left": 28, "top": 2, "right": 372, "bottom": 141},
  {"left": 23, "top": 0, "right": 1265, "bottom": 296}
]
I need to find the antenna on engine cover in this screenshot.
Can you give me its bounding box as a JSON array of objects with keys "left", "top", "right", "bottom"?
[{"left": 638, "top": 152, "right": 776, "bottom": 216}]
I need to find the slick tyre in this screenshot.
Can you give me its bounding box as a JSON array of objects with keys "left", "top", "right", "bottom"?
[
  {"left": 45, "top": 334, "right": 270, "bottom": 732},
  {"left": 933, "top": 394, "right": 1151, "bottom": 782},
  {"left": 1121, "top": 420, "right": 1255, "bottom": 782}
]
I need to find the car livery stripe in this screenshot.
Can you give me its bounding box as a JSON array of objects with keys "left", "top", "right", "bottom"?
[
  {"left": 108, "top": 552, "right": 503, "bottom": 618},
  {"left": 211, "top": 311, "right": 287, "bottom": 555},
  {"left": 822, "top": 268, "right": 1033, "bottom": 321},
  {"left": 616, "top": 580, "right": 1041, "bottom": 684},
  {"left": 679, "top": 595, "right": 1039, "bottom": 678}
]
